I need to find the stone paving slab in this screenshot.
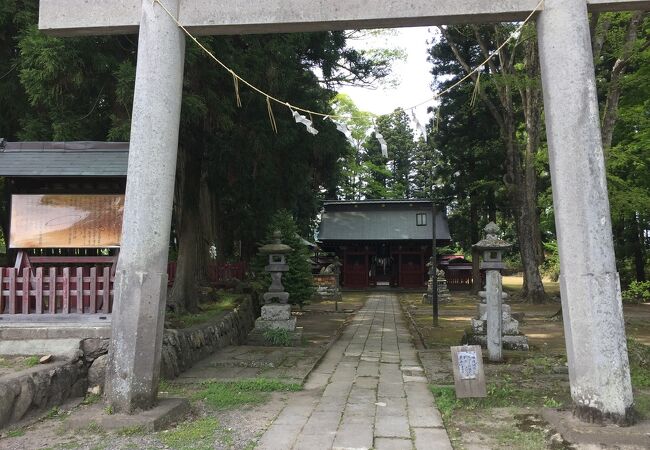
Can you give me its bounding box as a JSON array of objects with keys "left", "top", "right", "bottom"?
[
  {"left": 176, "top": 345, "right": 324, "bottom": 384},
  {"left": 256, "top": 293, "right": 453, "bottom": 450}
]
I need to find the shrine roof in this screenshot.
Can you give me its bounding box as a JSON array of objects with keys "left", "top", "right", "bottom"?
[
  {"left": 0, "top": 141, "right": 129, "bottom": 177},
  {"left": 318, "top": 200, "right": 451, "bottom": 241}
]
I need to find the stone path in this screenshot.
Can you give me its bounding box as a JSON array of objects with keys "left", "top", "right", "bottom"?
[{"left": 257, "top": 293, "right": 453, "bottom": 450}]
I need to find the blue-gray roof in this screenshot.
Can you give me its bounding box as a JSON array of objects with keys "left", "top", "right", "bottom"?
[
  {"left": 0, "top": 141, "right": 129, "bottom": 177},
  {"left": 318, "top": 200, "right": 451, "bottom": 241}
]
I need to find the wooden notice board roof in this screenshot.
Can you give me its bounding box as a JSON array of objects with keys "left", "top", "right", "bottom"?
[{"left": 0, "top": 141, "right": 129, "bottom": 177}]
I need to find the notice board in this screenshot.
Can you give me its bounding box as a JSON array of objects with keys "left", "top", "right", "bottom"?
[{"left": 9, "top": 194, "right": 124, "bottom": 248}]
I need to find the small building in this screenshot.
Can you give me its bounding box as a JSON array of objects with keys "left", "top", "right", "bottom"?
[
  {"left": 0, "top": 140, "right": 128, "bottom": 233},
  {"left": 0, "top": 140, "right": 128, "bottom": 319},
  {"left": 318, "top": 200, "right": 451, "bottom": 289}
]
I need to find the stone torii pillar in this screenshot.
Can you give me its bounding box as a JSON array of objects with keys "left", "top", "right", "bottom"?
[
  {"left": 103, "top": 0, "right": 185, "bottom": 413},
  {"left": 38, "top": 0, "right": 650, "bottom": 420},
  {"left": 537, "top": 0, "right": 634, "bottom": 424}
]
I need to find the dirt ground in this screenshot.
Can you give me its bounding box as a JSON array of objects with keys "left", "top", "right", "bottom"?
[
  {"left": 401, "top": 277, "right": 650, "bottom": 450},
  {"left": 0, "top": 295, "right": 365, "bottom": 450}
]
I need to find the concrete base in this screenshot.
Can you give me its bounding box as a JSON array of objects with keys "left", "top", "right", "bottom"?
[
  {"left": 254, "top": 316, "right": 297, "bottom": 331},
  {"left": 0, "top": 321, "right": 111, "bottom": 355},
  {"left": 260, "top": 304, "right": 291, "bottom": 321},
  {"left": 542, "top": 409, "right": 649, "bottom": 445},
  {"left": 465, "top": 333, "right": 529, "bottom": 351},
  {"left": 64, "top": 398, "right": 190, "bottom": 432}
]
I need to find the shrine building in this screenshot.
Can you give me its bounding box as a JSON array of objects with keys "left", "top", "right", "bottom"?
[{"left": 318, "top": 200, "right": 451, "bottom": 289}]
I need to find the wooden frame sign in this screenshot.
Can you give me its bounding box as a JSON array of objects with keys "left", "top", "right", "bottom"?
[
  {"left": 9, "top": 194, "right": 124, "bottom": 249},
  {"left": 451, "top": 345, "right": 487, "bottom": 398}
]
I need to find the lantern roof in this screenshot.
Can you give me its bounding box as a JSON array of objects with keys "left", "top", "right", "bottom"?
[
  {"left": 259, "top": 231, "right": 293, "bottom": 254},
  {"left": 472, "top": 222, "right": 512, "bottom": 251}
]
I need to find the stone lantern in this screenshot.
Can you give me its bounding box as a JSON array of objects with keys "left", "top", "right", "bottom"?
[
  {"left": 468, "top": 222, "right": 528, "bottom": 361},
  {"left": 259, "top": 231, "right": 292, "bottom": 305},
  {"left": 248, "top": 231, "right": 301, "bottom": 345},
  {"left": 473, "top": 222, "right": 511, "bottom": 271}
]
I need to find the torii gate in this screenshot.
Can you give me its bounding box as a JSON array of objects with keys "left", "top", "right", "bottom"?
[{"left": 39, "top": 0, "right": 650, "bottom": 423}]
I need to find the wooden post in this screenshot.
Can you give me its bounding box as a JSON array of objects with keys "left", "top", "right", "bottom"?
[
  {"left": 48, "top": 267, "right": 56, "bottom": 314},
  {"left": 102, "top": 267, "right": 111, "bottom": 314},
  {"left": 0, "top": 269, "right": 4, "bottom": 314},
  {"left": 35, "top": 267, "right": 43, "bottom": 314},
  {"left": 22, "top": 267, "right": 30, "bottom": 314},
  {"left": 8, "top": 269, "right": 16, "bottom": 314},
  {"left": 62, "top": 267, "right": 70, "bottom": 314},
  {"left": 89, "top": 266, "right": 97, "bottom": 313},
  {"left": 76, "top": 267, "right": 84, "bottom": 314}
]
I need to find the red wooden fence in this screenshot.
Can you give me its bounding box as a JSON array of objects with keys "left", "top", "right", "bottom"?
[
  {"left": 0, "top": 261, "right": 247, "bottom": 315},
  {"left": 166, "top": 261, "right": 247, "bottom": 286},
  {"left": 0, "top": 266, "right": 113, "bottom": 315}
]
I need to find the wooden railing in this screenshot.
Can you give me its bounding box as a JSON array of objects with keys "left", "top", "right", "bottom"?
[
  {"left": 166, "top": 261, "right": 247, "bottom": 286},
  {"left": 0, "top": 261, "right": 247, "bottom": 315},
  {"left": 0, "top": 266, "right": 113, "bottom": 315}
]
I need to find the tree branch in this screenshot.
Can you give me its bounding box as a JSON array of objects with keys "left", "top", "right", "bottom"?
[{"left": 439, "top": 27, "right": 506, "bottom": 130}]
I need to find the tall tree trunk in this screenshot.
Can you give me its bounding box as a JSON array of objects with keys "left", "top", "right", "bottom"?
[
  {"left": 601, "top": 11, "right": 646, "bottom": 151},
  {"left": 519, "top": 36, "right": 546, "bottom": 302},
  {"left": 442, "top": 25, "right": 547, "bottom": 302},
  {"left": 470, "top": 196, "right": 482, "bottom": 294},
  {"left": 634, "top": 214, "right": 646, "bottom": 282},
  {"left": 169, "top": 145, "right": 205, "bottom": 313}
]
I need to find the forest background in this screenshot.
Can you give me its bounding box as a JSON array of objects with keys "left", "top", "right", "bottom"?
[{"left": 1, "top": 1, "right": 648, "bottom": 309}]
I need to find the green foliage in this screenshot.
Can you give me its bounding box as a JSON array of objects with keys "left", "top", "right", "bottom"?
[
  {"left": 263, "top": 328, "right": 292, "bottom": 346},
  {"left": 81, "top": 393, "right": 101, "bottom": 405},
  {"left": 193, "top": 379, "right": 301, "bottom": 409},
  {"left": 427, "top": 25, "right": 513, "bottom": 251},
  {"left": 628, "top": 339, "right": 650, "bottom": 388},
  {"left": 541, "top": 240, "right": 560, "bottom": 282},
  {"left": 165, "top": 294, "right": 239, "bottom": 329},
  {"left": 23, "top": 356, "right": 39, "bottom": 367},
  {"left": 117, "top": 425, "right": 145, "bottom": 437},
  {"left": 158, "top": 417, "right": 221, "bottom": 450},
  {"left": 361, "top": 108, "right": 416, "bottom": 200},
  {"left": 44, "top": 406, "right": 62, "bottom": 420},
  {"left": 5, "top": 428, "right": 25, "bottom": 438},
  {"left": 430, "top": 379, "right": 566, "bottom": 421},
  {"left": 255, "top": 210, "right": 315, "bottom": 306},
  {"left": 1, "top": 2, "right": 397, "bottom": 269},
  {"left": 331, "top": 93, "right": 375, "bottom": 200},
  {"left": 622, "top": 281, "right": 650, "bottom": 304}
]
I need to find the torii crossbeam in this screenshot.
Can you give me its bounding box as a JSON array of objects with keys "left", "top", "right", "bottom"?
[{"left": 38, "top": 0, "right": 650, "bottom": 424}]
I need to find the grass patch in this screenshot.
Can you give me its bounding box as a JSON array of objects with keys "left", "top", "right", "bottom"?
[
  {"left": 495, "top": 428, "right": 547, "bottom": 450},
  {"left": 44, "top": 407, "right": 63, "bottom": 420},
  {"left": 166, "top": 294, "right": 240, "bottom": 329},
  {"left": 159, "top": 417, "right": 221, "bottom": 450},
  {"left": 5, "top": 428, "right": 25, "bottom": 438},
  {"left": 24, "top": 356, "right": 40, "bottom": 367},
  {"left": 117, "top": 425, "right": 145, "bottom": 436},
  {"left": 635, "top": 390, "right": 650, "bottom": 419},
  {"left": 628, "top": 339, "right": 650, "bottom": 388},
  {"left": 82, "top": 393, "right": 102, "bottom": 405},
  {"left": 263, "top": 328, "right": 292, "bottom": 346},
  {"left": 193, "top": 379, "right": 302, "bottom": 409},
  {"left": 430, "top": 382, "right": 566, "bottom": 421},
  {"left": 0, "top": 355, "right": 40, "bottom": 370},
  {"left": 159, "top": 378, "right": 187, "bottom": 396}
]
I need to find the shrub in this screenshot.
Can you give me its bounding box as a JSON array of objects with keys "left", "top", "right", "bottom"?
[
  {"left": 541, "top": 240, "right": 560, "bottom": 282},
  {"left": 263, "top": 328, "right": 292, "bottom": 346},
  {"left": 622, "top": 281, "right": 650, "bottom": 304},
  {"left": 254, "top": 210, "right": 315, "bottom": 307}
]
